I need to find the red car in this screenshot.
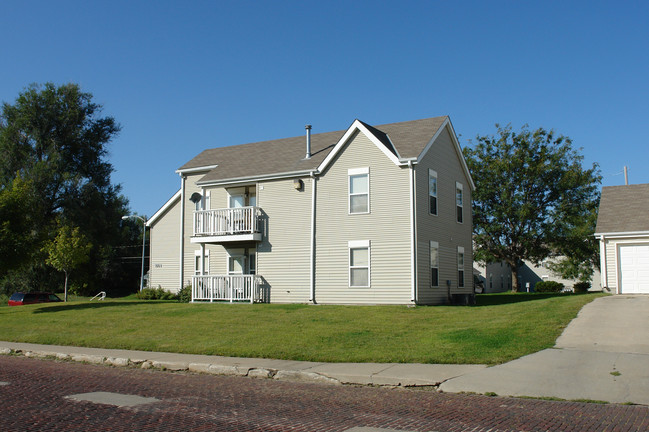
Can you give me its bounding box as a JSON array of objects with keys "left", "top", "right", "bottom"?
[{"left": 8, "top": 292, "right": 62, "bottom": 306}]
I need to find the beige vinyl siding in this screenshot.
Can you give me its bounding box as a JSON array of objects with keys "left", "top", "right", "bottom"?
[
  {"left": 605, "top": 239, "right": 617, "bottom": 290},
  {"left": 256, "top": 177, "right": 312, "bottom": 303},
  {"left": 415, "top": 126, "right": 473, "bottom": 304},
  {"left": 315, "top": 130, "right": 411, "bottom": 304},
  {"left": 148, "top": 198, "right": 181, "bottom": 293}
]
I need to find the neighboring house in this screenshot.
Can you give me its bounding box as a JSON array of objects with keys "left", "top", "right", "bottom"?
[
  {"left": 595, "top": 183, "right": 649, "bottom": 294},
  {"left": 475, "top": 259, "right": 601, "bottom": 293},
  {"left": 147, "top": 116, "right": 475, "bottom": 305}
]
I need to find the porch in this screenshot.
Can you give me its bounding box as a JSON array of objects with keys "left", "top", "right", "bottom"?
[
  {"left": 191, "top": 207, "right": 262, "bottom": 243},
  {"left": 191, "top": 274, "right": 261, "bottom": 303}
]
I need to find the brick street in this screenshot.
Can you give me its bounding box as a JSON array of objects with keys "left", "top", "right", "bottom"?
[{"left": 1, "top": 355, "right": 647, "bottom": 431}]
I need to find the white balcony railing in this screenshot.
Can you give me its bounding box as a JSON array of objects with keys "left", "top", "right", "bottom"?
[
  {"left": 193, "top": 207, "right": 261, "bottom": 237},
  {"left": 191, "top": 275, "right": 260, "bottom": 303}
]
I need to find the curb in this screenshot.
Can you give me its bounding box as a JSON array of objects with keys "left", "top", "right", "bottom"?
[{"left": 3, "top": 347, "right": 348, "bottom": 387}]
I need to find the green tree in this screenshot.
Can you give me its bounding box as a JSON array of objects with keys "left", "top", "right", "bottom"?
[
  {"left": 463, "top": 124, "right": 601, "bottom": 292},
  {"left": 0, "top": 176, "right": 43, "bottom": 274},
  {"left": 0, "top": 82, "right": 142, "bottom": 296},
  {"left": 0, "top": 82, "right": 120, "bottom": 216},
  {"left": 44, "top": 225, "right": 92, "bottom": 301}
]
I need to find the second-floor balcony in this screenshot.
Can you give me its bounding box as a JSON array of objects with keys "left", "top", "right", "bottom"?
[{"left": 191, "top": 206, "right": 262, "bottom": 243}]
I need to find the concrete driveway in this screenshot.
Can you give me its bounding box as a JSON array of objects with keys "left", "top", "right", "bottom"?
[{"left": 439, "top": 295, "right": 649, "bottom": 404}]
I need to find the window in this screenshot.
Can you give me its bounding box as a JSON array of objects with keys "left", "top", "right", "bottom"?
[
  {"left": 349, "top": 240, "right": 370, "bottom": 287},
  {"left": 456, "top": 182, "right": 463, "bottom": 223},
  {"left": 430, "top": 241, "right": 439, "bottom": 287},
  {"left": 429, "top": 169, "right": 438, "bottom": 215},
  {"left": 457, "top": 246, "right": 465, "bottom": 287},
  {"left": 194, "top": 249, "right": 210, "bottom": 275},
  {"left": 349, "top": 168, "right": 369, "bottom": 214}
]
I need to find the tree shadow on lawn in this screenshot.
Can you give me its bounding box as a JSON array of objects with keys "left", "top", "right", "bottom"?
[
  {"left": 474, "top": 292, "right": 592, "bottom": 306},
  {"left": 32, "top": 300, "right": 172, "bottom": 314}
]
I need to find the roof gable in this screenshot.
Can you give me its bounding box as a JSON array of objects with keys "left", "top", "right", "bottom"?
[
  {"left": 595, "top": 183, "right": 649, "bottom": 234},
  {"left": 316, "top": 119, "right": 402, "bottom": 173}
]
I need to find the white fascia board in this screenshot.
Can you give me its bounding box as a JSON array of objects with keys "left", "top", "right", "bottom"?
[
  {"left": 594, "top": 231, "right": 649, "bottom": 239},
  {"left": 175, "top": 165, "right": 219, "bottom": 175},
  {"left": 317, "top": 120, "right": 401, "bottom": 173},
  {"left": 146, "top": 189, "right": 181, "bottom": 227},
  {"left": 416, "top": 117, "right": 476, "bottom": 191},
  {"left": 196, "top": 170, "right": 316, "bottom": 187}
]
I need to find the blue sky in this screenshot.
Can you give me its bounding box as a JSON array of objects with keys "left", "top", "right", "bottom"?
[{"left": 2, "top": 1, "right": 648, "bottom": 217}]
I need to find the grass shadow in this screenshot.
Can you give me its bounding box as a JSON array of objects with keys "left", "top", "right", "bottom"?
[{"left": 32, "top": 300, "right": 175, "bottom": 314}]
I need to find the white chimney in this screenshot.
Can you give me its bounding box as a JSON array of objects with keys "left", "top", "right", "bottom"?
[{"left": 305, "top": 124, "right": 312, "bottom": 159}]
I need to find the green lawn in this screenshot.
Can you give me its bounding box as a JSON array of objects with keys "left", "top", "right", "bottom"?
[{"left": 0, "top": 293, "right": 605, "bottom": 365}]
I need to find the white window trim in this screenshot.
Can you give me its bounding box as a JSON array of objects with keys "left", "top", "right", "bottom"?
[
  {"left": 456, "top": 182, "right": 464, "bottom": 224},
  {"left": 348, "top": 240, "right": 370, "bottom": 288},
  {"left": 429, "top": 169, "right": 438, "bottom": 216},
  {"left": 430, "top": 241, "right": 439, "bottom": 287},
  {"left": 348, "top": 167, "right": 370, "bottom": 215}
]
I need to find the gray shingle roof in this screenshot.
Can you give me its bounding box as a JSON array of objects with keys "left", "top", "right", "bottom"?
[
  {"left": 178, "top": 116, "right": 449, "bottom": 184},
  {"left": 595, "top": 183, "right": 649, "bottom": 234}
]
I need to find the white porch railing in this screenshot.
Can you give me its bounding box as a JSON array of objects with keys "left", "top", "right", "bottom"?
[
  {"left": 193, "top": 207, "right": 261, "bottom": 237},
  {"left": 191, "top": 275, "right": 260, "bottom": 303}
]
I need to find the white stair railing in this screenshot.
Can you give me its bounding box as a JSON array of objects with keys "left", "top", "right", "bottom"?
[{"left": 90, "top": 291, "right": 106, "bottom": 301}]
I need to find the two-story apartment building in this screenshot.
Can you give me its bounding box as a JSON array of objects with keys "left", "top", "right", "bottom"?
[{"left": 146, "top": 116, "right": 475, "bottom": 305}]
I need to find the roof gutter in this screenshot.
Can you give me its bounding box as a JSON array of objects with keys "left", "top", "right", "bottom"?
[
  {"left": 398, "top": 157, "right": 418, "bottom": 167},
  {"left": 594, "top": 231, "right": 649, "bottom": 239},
  {"left": 196, "top": 169, "right": 318, "bottom": 186},
  {"left": 176, "top": 165, "right": 219, "bottom": 175}
]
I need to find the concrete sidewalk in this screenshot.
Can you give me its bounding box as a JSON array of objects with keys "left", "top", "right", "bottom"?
[
  {"left": 440, "top": 296, "right": 649, "bottom": 405},
  {"left": 0, "top": 340, "right": 485, "bottom": 388}
]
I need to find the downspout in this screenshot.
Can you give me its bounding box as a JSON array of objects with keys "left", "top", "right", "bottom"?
[
  {"left": 309, "top": 172, "right": 317, "bottom": 303},
  {"left": 180, "top": 174, "right": 186, "bottom": 292},
  {"left": 599, "top": 235, "right": 608, "bottom": 292},
  {"left": 408, "top": 161, "right": 417, "bottom": 302}
]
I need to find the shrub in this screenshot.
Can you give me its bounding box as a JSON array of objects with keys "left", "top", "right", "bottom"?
[
  {"left": 178, "top": 285, "right": 192, "bottom": 303},
  {"left": 534, "top": 281, "right": 564, "bottom": 293},
  {"left": 135, "top": 286, "right": 177, "bottom": 300},
  {"left": 572, "top": 281, "right": 591, "bottom": 294}
]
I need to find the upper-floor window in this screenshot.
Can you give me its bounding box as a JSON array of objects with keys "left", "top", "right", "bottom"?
[
  {"left": 430, "top": 241, "right": 439, "bottom": 287},
  {"left": 456, "top": 182, "right": 463, "bottom": 223},
  {"left": 349, "top": 240, "right": 370, "bottom": 287},
  {"left": 349, "top": 167, "right": 369, "bottom": 214},
  {"left": 429, "top": 169, "right": 438, "bottom": 216},
  {"left": 457, "top": 246, "right": 465, "bottom": 287}
]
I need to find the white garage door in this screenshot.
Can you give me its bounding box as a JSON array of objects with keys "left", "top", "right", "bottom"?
[{"left": 619, "top": 244, "right": 649, "bottom": 294}]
